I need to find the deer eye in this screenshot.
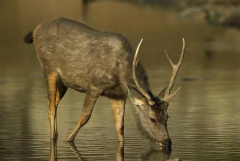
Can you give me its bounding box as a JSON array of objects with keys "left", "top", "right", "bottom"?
[{"left": 150, "top": 117, "right": 156, "bottom": 124}]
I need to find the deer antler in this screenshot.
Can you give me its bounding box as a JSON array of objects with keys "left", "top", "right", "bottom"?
[
  {"left": 133, "top": 39, "right": 155, "bottom": 105},
  {"left": 163, "top": 38, "right": 185, "bottom": 102}
]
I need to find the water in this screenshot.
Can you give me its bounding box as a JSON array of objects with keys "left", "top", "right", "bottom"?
[{"left": 1, "top": 0, "right": 240, "bottom": 160}]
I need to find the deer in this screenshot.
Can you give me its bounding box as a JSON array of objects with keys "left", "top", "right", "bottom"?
[{"left": 24, "top": 17, "right": 185, "bottom": 147}]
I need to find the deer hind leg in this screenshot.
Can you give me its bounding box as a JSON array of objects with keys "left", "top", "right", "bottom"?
[
  {"left": 111, "top": 99, "right": 126, "bottom": 142},
  {"left": 45, "top": 71, "right": 68, "bottom": 139},
  {"left": 66, "top": 89, "right": 101, "bottom": 142},
  {"left": 46, "top": 77, "right": 68, "bottom": 137},
  {"left": 45, "top": 72, "right": 58, "bottom": 139},
  {"left": 54, "top": 79, "right": 68, "bottom": 136}
]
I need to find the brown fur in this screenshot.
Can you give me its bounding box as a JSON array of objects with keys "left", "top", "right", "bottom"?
[{"left": 111, "top": 99, "right": 126, "bottom": 142}]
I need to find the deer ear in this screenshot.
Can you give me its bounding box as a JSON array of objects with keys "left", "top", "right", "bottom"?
[
  {"left": 157, "top": 87, "right": 168, "bottom": 101},
  {"left": 126, "top": 85, "right": 146, "bottom": 106}
]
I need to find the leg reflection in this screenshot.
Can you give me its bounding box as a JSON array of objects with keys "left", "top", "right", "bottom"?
[
  {"left": 66, "top": 142, "right": 86, "bottom": 161},
  {"left": 66, "top": 141, "right": 124, "bottom": 161},
  {"left": 49, "top": 139, "right": 57, "bottom": 161},
  {"left": 115, "top": 142, "right": 124, "bottom": 161}
]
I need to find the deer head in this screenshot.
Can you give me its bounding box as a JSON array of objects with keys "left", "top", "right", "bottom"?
[{"left": 127, "top": 39, "right": 185, "bottom": 147}]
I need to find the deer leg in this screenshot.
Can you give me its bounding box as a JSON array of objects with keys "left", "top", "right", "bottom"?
[
  {"left": 54, "top": 79, "right": 68, "bottom": 136},
  {"left": 111, "top": 99, "right": 126, "bottom": 142},
  {"left": 46, "top": 72, "right": 58, "bottom": 140},
  {"left": 66, "top": 90, "right": 100, "bottom": 142}
]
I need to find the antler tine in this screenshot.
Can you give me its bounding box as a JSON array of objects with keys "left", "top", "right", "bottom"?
[
  {"left": 164, "top": 50, "right": 174, "bottom": 67},
  {"left": 133, "top": 39, "right": 155, "bottom": 105},
  {"left": 164, "top": 38, "right": 185, "bottom": 102},
  {"left": 177, "top": 38, "right": 185, "bottom": 66}
]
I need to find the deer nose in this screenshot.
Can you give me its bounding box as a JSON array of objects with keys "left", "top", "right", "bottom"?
[{"left": 159, "top": 138, "right": 172, "bottom": 147}]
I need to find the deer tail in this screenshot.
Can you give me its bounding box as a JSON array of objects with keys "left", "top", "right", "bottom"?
[{"left": 24, "top": 30, "right": 34, "bottom": 44}]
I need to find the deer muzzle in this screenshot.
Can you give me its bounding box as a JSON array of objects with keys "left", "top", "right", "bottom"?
[{"left": 159, "top": 138, "right": 172, "bottom": 147}]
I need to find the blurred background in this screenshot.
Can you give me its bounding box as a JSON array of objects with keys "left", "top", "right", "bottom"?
[{"left": 0, "top": 0, "right": 240, "bottom": 160}]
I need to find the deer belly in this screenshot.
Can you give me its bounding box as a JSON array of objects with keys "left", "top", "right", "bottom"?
[
  {"left": 57, "top": 67, "right": 122, "bottom": 95},
  {"left": 57, "top": 68, "right": 89, "bottom": 93}
]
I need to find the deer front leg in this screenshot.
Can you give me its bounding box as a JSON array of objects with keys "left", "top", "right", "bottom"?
[
  {"left": 66, "top": 90, "right": 100, "bottom": 142},
  {"left": 111, "top": 99, "right": 126, "bottom": 142}
]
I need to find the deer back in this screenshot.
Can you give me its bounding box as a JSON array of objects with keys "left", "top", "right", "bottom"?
[{"left": 33, "top": 18, "right": 150, "bottom": 99}]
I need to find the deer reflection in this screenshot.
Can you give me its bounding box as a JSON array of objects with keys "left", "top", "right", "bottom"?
[
  {"left": 66, "top": 142, "right": 87, "bottom": 161},
  {"left": 139, "top": 147, "right": 182, "bottom": 161},
  {"left": 115, "top": 142, "right": 124, "bottom": 161},
  {"left": 66, "top": 141, "right": 124, "bottom": 161},
  {"left": 49, "top": 140, "right": 123, "bottom": 161},
  {"left": 49, "top": 139, "right": 57, "bottom": 161},
  {"left": 138, "top": 147, "right": 172, "bottom": 161},
  {"left": 49, "top": 140, "right": 177, "bottom": 161}
]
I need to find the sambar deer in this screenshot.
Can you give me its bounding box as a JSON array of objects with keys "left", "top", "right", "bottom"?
[{"left": 24, "top": 18, "right": 185, "bottom": 146}]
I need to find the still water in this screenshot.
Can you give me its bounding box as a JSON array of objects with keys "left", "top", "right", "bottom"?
[{"left": 0, "top": 0, "right": 240, "bottom": 160}]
